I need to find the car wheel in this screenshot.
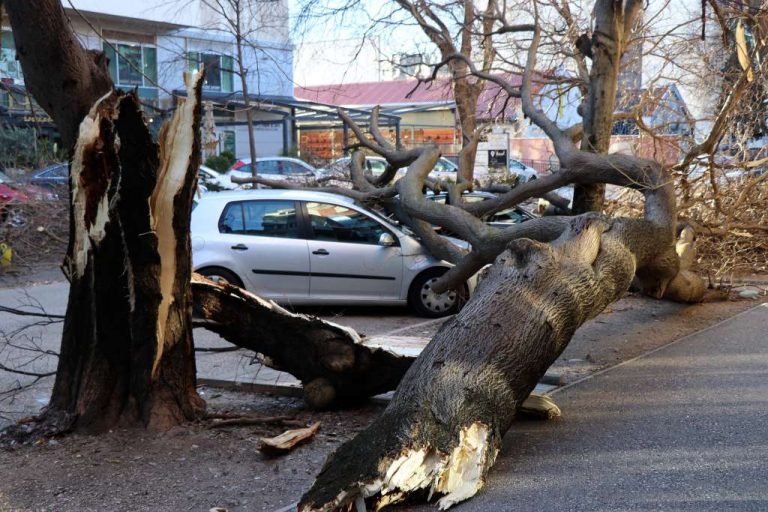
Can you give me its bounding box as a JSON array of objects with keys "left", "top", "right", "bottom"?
[
  {"left": 408, "top": 269, "right": 465, "bottom": 318},
  {"left": 197, "top": 267, "right": 244, "bottom": 288}
]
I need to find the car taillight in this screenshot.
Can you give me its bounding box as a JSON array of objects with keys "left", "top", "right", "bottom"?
[{"left": 231, "top": 161, "right": 246, "bottom": 170}]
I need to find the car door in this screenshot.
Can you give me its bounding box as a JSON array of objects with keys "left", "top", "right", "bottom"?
[
  {"left": 303, "top": 201, "right": 403, "bottom": 301},
  {"left": 217, "top": 199, "right": 310, "bottom": 300}
]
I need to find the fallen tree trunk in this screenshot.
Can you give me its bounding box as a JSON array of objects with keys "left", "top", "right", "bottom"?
[
  {"left": 299, "top": 213, "right": 699, "bottom": 511},
  {"left": 191, "top": 274, "right": 412, "bottom": 409}
]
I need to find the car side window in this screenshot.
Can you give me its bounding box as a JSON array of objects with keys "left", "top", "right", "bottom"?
[
  {"left": 368, "top": 160, "right": 387, "bottom": 174},
  {"left": 255, "top": 161, "right": 279, "bottom": 175},
  {"left": 219, "top": 203, "right": 245, "bottom": 233},
  {"left": 306, "top": 202, "right": 387, "bottom": 245},
  {"left": 234, "top": 163, "right": 251, "bottom": 174},
  {"left": 219, "top": 200, "right": 299, "bottom": 238},
  {"left": 282, "top": 162, "right": 310, "bottom": 175}
]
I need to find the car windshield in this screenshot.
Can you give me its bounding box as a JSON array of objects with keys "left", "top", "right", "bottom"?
[
  {"left": 433, "top": 159, "right": 456, "bottom": 173},
  {"left": 0, "top": 171, "right": 13, "bottom": 184}
]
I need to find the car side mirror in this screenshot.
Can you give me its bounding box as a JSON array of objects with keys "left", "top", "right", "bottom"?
[{"left": 379, "top": 233, "right": 396, "bottom": 247}]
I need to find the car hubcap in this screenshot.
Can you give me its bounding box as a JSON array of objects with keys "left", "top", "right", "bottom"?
[{"left": 420, "top": 277, "right": 457, "bottom": 314}]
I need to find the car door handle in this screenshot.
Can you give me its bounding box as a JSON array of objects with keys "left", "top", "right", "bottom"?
[
  {"left": 312, "top": 249, "right": 329, "bottom": 255},
  {"left": 230, "top": 244, "right": 248, "bottom": 251}
]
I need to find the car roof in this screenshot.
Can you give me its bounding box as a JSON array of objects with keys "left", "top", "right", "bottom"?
[
  {"left": 236, "top": 157, "right": 312, "bottom": 164},
  {"left": 195, "top": 188, "right": 358, "bottom": 206}
]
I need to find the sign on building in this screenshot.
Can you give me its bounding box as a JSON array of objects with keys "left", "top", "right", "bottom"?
[{"left": 475, "top": 132, "right": 509, "bottom": 177}]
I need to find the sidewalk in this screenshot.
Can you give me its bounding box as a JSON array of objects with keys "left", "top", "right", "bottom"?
[{"left": 405, "top": 303, "right": 768, "bottom": 511}]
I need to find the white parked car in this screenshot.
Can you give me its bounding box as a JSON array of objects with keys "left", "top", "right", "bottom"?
[
  {"left": 191, "top": 189, "right": 475, "bottom": 317},
  {"left": 198, "top": 165, "right": 239, "bottom": 192},
  {"left": 228, "top": 157, "right": 319, "bottom": 183},
  {"left": 508, "top": 159, "right": 539, "bottom": 182}
]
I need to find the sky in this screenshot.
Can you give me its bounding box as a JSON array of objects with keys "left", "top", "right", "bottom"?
[{"left": 289, "top": 0, "right": 722, "bottom": 120}]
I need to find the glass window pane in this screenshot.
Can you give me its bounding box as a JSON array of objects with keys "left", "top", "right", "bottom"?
[
  {"left": 142, "top": 46, "right": 157, "bottom": 83},
  {"left": 222, "top": 131, "right": 236, "bottom": 154},
  {"left": 202, "top": 53, "right": 221, "bottom": 90},
  {"left": 306, "top": 202, "right": 385, "bottom": 245},
  {"left": 221, "top": 55, "right": 234, "bottom": 93},
  {"left": 103, "top": 44, "right": 117, "bottom": 83},
  {"left": 117, "top": 44, "right": 143, "bottom": 86},
  {"left": 187, "top": 52, "right": 200, "bottom": 73},
  {"left": 255, "top": 160, "right": 278, "bottom": 174},
  {"left": 236, "top": 163, "right": 252, "bottom": 175},
  {"left": 1, "top": 31, "right": 21, "bottom": 81},
  {"left": 242, "top": 200, "right": 298, "bottom": 238},
  {"left": 490, "top": 208, "right": 523, "bottom": 223},
  {"left": 433, "top": 159, "right": 455, "bottom": 173},
  {"left": 1, "top": 32, "right": 13, "bottom": 49},
  {"left": 369, "top": 160, "right": 387, "bottom": 174},
  {"left": 219, "top": 202, "right": 244, "bottom": 233},
  {"left": 284, "top": 162, "right": 310, "bottom": 175}
]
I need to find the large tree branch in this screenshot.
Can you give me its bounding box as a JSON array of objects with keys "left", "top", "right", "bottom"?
[{"left": 191, "top": 274, "right": 412, "bottom": 408}]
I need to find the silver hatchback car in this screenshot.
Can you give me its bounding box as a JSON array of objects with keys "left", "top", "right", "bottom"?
[{"left": 191, "top": 190, "right": 473, "bottom": 317}]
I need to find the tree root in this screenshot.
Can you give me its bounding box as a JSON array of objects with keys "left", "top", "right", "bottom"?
[{"left": 0, "top": 409, "right": 75, "bottom": 448}]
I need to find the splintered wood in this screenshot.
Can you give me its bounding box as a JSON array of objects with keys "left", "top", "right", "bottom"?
[{"left": 259, "top": 422, "right": 321, "bottom": 455}]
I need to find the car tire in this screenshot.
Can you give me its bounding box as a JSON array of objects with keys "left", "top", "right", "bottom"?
[
  {"left": 197, "top": 267, "right": 244, "bottom": 288},
  {"left": 408, "top": 268, "right": 466, "bottom": 318}
]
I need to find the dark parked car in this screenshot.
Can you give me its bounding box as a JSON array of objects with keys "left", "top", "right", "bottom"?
[
  {"left": 30, "top": 162, "right": 69, "bottom": 188},
  {"left": 427, "top": 191, "right": 537, "bottom": 227}
]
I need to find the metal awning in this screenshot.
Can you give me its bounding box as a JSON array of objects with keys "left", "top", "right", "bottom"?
[{"left": 173, "top": 90, "right": 402, "bottom": 129}]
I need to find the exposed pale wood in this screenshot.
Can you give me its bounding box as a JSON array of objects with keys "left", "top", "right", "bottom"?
[{"left": 260, "top": 422, "right": 321, "bottom": 454}]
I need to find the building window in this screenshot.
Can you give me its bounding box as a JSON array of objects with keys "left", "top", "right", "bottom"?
[
  {"left": 0, "top": 31, "right": 22, "bottom": 82},
  {"left": 103, "top": 42, "right": 158, "bottom": 88},
  {"left": 103, "top": 42, "right": 158, "bottom": 106},
  {"left": 222, "top": 130, "right": 236, "bottom": 155},
  {"left": 188, "top": 52, "right": 234, "bottom": 92}
]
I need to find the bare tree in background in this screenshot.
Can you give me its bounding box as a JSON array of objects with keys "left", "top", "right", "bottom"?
[{"left": 192, "top": 0, "right": 291, "bottom": 177}]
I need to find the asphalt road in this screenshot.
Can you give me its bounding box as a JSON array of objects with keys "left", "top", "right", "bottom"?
[{"left": 404, "top": 303, "right": 768, "bottom": 512}]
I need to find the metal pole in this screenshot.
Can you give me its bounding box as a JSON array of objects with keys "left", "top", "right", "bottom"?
[{"left": 342, "top": 122, "right": 349, "bottom": 156}]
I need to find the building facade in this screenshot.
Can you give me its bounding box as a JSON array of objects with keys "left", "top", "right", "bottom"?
[{"left": 1, "top": 0, "right": 294, "bottom": 158}]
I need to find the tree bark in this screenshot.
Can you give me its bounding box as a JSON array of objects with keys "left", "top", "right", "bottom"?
[
  {"left": 299, "top": 217, "right": 695, "bottom": 511},
  {"left": 49, "top": 73, "right": 206, "bottom": 433},
  {"left": 572, "top": 0, "right": 640, "bottom": 214},
  {"left": 3, "top": 1, "right": 210, "bottom": 436},
  {"left": 298, "top": 138, "right": 702, "bottom": 510}
]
